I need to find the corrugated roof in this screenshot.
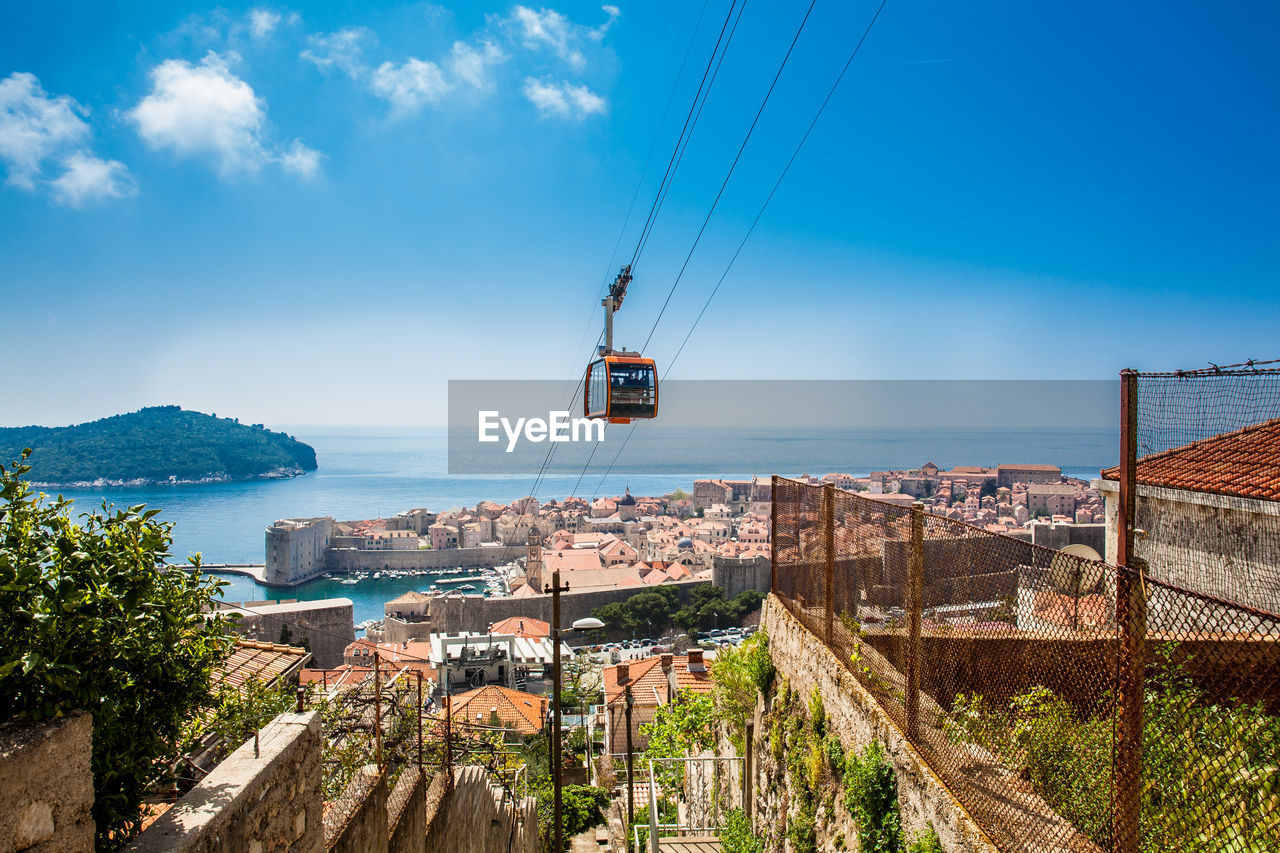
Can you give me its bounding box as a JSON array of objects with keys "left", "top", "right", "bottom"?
[
  {"left": 1100, "top": 416, "right": 1280, "bottom": 502},
  {"left": 215, "top": 640, "right": 310, "bottom": 690}
]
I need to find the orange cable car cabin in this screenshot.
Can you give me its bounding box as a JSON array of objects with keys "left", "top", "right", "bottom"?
[{"left": 584, "top": 355, "right": 658, "bottom": 423}]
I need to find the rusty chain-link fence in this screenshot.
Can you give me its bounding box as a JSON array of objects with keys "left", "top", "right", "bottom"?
[{"left": 770, "top": 361, "right": 1280, "bottom": 853}]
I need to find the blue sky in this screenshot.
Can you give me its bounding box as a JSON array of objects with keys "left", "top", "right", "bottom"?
[{"left": 3, "top": 0, "right": 1278, "bottom": 426}]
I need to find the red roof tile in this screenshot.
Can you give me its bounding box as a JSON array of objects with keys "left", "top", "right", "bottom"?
[
  {"left": 444, "top": 685, "right": 547, "bottom": 735},
  {"left": 1101, "top": 417, "right": 1280, "bottom": 502}
]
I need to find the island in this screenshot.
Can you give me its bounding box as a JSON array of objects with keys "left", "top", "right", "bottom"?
[{"left": 0, "top": 406, "right": 318, "bottom": 486}]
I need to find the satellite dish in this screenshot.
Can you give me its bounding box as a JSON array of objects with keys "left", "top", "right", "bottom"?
[{"left": 1048, "top": 543, "right": 1105, "bottom": 596}]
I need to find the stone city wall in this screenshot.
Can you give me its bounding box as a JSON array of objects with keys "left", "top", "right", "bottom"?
[
  {"left": 383, "top": 579, "right": 715, "bottom": 643},
  {"left": 224, "top": 599, "right": 354, "bottom": 668}
]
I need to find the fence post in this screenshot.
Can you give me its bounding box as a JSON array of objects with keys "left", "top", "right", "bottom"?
[
  {"left": 374, "top": 652, "right": 383, "bottom": 769},
  {"left": 771, "top": 476, "right": 779, "bottom": 595},
  {"left": 824, "top": 483, "right": 836, "bottom": 645},
  {"left": 743, "top": 721, "right": 754, "bottom": 820},
  {"left": 1113, "top": 369, "right": 1145, "bottom": 853},
  {"left": 905, "top": 501, "right": 925, "bottom": 740}
]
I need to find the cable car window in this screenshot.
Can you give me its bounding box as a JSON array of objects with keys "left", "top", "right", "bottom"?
[{"left": 608, "top": 362, "right": 656, "bottom": 419}]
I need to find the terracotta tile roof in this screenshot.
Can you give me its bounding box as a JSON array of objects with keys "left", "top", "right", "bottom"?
[
  {"left": 1100, "top": 416, "right": 1280, "bottom": 502},
  {"left": 445, "top": 685, "right": 547, "bottom": 735},
  {"left": 603, "top": 654, "right": 713, "bottom": 707},
  {"left": 215, "top": 640, "right": 310, "bottom": 690},
  {"left": 488, "top": 616, "right": 550, "bottom": 638},
  {"left": 387, "top": 590, "right": 431, "bottom": 605}
]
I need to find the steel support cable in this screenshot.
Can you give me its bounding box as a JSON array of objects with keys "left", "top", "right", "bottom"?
[
  {"left": 579, "top": 0, "right": 813, "bottom": 499},
  {"left": 595, "top": 0, "right": 889, "bottom": 495},
  {"left": 564, "top": 0, "right": 713, "bottom": 374},
  {"left": 525, "top": 2, "right": 719, "bottom": 512},
  {"left": 664, "top": 0, "right": 890, "bottom": 377},
  {"left": 631, "top": 0, "right": 750, "bottom": 269},
  {"left": 640, "top": 0, "right": 820, "bottom": 355},
  {"left": 629, "top": 0, "right": 745, "bottom": 272}
]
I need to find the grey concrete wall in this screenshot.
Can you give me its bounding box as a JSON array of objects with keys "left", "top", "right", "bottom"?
[
  {"left": 419, "top": 578, "right": 714, "bottom": 637},
  {"left": 1030, "top": 522, "right": 1105, "bottom": 555},
  {"left": 126, "top": 711, "right": 322, "bottom": 853},
  {"left": 1098, "top": 480, "right": 1280, "bottom": 619},
  {"left": 326, "top": 766, "right": 388, "bottom": 853},
  {"left": 712, "top": 555, "right": 771, "bottom": 599},
  {"left": 0, "top": 712, "right": 94, "bottom": 853},
  {"left": 226, "top": 599, "right": 354, "bottom": 668},
  {"left": 423, "top": 767, "right": 537, "bottom": 853}
]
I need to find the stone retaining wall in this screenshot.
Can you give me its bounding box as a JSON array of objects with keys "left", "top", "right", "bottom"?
[
  {"left": 126, "top": 712, "right": 323, "bottom": 853},
  {"left": 0, "top": 712, "right": 94, "bottom": 853},
  {"left": 761, "top": 596, "right": 998, "bottom": 853}
]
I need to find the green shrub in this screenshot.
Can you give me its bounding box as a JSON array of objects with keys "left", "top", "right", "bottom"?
[
  {"left": 843, "top": 741, "right": 903, "bottom": 853},
  {"left": 719, "top": 807, "right": 765, "bottom": 853},
  {"left": 907, "top": 824, "right": 943, "bottom": 853},
  {"left": 824, "top": 733, "right": 846, "bottom": 775},
  {"left": 808, "top": 686, "right": 826, "bottom": 736},
  {"left": 942, "top": 645, "right": 1280, "bottom": 852},
  {"left": 0, "top": 454, "right": 234, "bottom": 850}
]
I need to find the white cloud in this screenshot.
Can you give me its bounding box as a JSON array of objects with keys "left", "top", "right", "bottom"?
[
  {"left": 592, "top": 5, "right": 621, "bottom": 41},
  {"left": 0, "top": 72, "right": 135, "bottom": 206},
  {"left": 130, "top": 52, "right": 318, "bottom": 179},
  {"left": 0, "top": 72, "right": 90, "bottom": 188},
  {"left": 449, "top": 40, "right": 506, "bottom": 90},
  {"left": 278, "top": 139, "right": 321, "bottom": 177},
  {"left": 248, "top": 9, "right": 282, "bottom": 39},
  {"left": 300, "top": 28, "right": 372, "bottom": 76},
  {"left": 522, "top": 77, "right": 605, "bottom": 119},
  {"left": 511, "top": 6, "right": 584, "bottom": 68},
  {"left": 50, "top": 153, "right": 136, "bottom": 207},
  {"left": 370, "top": 58, "right": 451, "bottom": 115}
]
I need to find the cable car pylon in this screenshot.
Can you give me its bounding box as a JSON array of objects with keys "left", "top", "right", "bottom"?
[{"left": 584, "top": 265, "right": 658, "bottom": 424}]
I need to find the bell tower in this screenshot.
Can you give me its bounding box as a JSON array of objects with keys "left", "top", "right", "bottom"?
[{"left": 525, "top": 524, "right": 543, "bottom": 592}]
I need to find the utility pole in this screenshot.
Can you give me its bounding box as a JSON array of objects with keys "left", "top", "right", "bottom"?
[
  {"left": 625, "top": 685, "right": 635, "bottom": 831},
  {"left": 547, "top": 569, "right": 571, "bottom": 853}
]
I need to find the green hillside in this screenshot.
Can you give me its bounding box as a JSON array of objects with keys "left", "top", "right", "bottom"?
[{"left": 0, "top": 406, "right": 318, "bottom": 485}]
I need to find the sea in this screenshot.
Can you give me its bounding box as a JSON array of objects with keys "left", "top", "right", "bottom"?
[{"left": 45, "top": 426, "right": 1117, "bottom": 627}]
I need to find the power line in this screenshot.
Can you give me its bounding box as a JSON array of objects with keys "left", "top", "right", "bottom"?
[
  {"left": 641, "top": 0, "right": 819, "bottom": 355},
  {"left": 665, "top": 0, "right": 891, "bottom": 377}
]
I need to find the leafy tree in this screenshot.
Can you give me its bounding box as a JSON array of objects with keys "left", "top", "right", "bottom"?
[
  {"left": 708, "top": 630, "right": 773, "bottom": 749},
  {"left": 979, "top": 479, "right": 998, "bottom": 499},
  {"left": 0, "top": 453, "right": 234, "bottom": 850},
  {"left": 0, "top": 406, "right": 317, "bottom": 485},
  {"left": 641, "top": 690, "right": 715, "bottom": 789}
]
